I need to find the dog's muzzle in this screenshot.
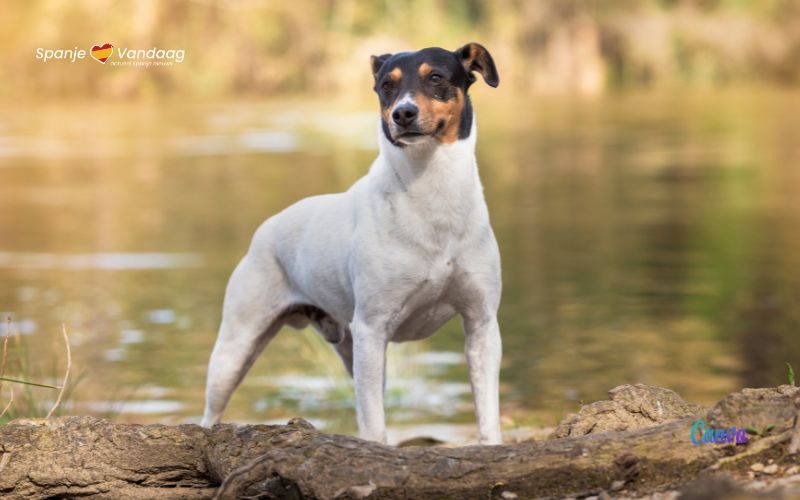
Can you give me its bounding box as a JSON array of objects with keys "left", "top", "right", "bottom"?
[{"left": 390, "top": 103, "right": 428, "bottom": 142}]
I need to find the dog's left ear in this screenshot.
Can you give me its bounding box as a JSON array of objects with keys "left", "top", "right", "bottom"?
[
  {"left": 455, "top": 43, "right": 499, "bottom": 88},
  {"left": 370, "top": 53, "right": 392, "bottom": 80}
]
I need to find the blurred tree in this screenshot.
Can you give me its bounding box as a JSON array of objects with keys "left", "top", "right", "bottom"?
[{"left": 3, "top": 0, "right": 800, "bottom": 98}]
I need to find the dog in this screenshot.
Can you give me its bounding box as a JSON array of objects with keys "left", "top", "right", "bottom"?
[{"left": 202, "top": 42, "right": 502, "bottom": 445}]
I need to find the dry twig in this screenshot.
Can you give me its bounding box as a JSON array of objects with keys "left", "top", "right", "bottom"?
[
  {"left": 45, "top": 324, "right": 71, "bottom": 419},
  {"left": 0, "top": 388, "right": 14, "bottom": 419},
  {"left": 0, "top": 317, "right": 9, "bottom": 394}
]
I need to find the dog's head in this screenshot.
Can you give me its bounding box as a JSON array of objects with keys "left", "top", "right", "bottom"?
[{"left": 370, "top": 43, "right": 498, "bottom": 147}]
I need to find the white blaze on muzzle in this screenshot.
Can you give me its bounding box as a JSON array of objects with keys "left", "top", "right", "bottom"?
[{"left": 390, "top": 93, "right": 418, "bottom": 121}]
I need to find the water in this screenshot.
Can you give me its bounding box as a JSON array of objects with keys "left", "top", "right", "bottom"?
[{"left": 1, "top": 91, "right": 799, "bottom": 438}]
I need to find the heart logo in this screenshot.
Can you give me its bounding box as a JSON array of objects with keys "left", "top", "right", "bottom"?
[{"left": 90, "top": 43, "right": 113, "bottom": 64}]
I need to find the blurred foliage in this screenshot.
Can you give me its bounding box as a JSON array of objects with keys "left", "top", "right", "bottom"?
[{"left": 3, "top": 0, "right": 800, "bottom": 99}]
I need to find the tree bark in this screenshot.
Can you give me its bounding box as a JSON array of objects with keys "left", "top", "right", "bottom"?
[{"left": 0, "top": 385, "right": 797, "bottom": 499}]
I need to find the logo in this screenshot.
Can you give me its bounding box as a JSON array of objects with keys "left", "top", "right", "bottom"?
[
  {"left": 90, "top": 43, "right": 114, "bottom": 64},
  {"left": 690, "top": 420, "right": 749, "bottom": 445},
  {"left": 35, "top": 43, "right": 185, "bottom": 67}
]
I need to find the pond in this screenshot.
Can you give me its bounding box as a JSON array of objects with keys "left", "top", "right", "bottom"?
[{"left": 1, "top": 90, "right": 799, "bottom": 441}]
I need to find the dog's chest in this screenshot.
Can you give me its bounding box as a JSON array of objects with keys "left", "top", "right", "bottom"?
[
  {"left": 388, "top": 255, "right": 460, "bottom": 342},
  {"left": 378, "top": 210, "right": 472, "bottom": 333},
  {"left": 368, "top": 152, "right": 486, "bottom": 295},
  {"left": 384, "top": 166, "right": 478, "bottom": 251}
]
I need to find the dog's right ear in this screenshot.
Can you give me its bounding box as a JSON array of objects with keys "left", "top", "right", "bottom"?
[{"left": 370, "top": 53, "right": 392, "bottom": 80}]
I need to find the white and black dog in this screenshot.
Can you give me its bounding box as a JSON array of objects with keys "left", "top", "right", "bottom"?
[{"left": 202, "top": 43, "right": 502, "bottom": 444}]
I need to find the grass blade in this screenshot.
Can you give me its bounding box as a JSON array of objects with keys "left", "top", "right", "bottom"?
[
  {"left": 0, "top": 377, "right": 60, "bottom": 390},
  {"left": 787, "top": 362, "right": 796, "bottom": 386}
]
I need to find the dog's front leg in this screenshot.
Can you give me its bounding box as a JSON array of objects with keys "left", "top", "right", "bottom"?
[
  {"left": 464, "top": 315, "right": 503, "bottom": 444},
  {"left": 351, "top": 318, "right": 388, "bottom": 443}
]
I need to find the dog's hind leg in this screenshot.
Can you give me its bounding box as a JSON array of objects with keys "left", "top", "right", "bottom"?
[{"left": 201, "top": 255, "right": 288, "bottom": 427}]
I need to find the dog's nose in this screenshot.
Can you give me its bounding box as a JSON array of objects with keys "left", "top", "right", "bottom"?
[{"left": 392, "top": 104, "right": 418, "bottom": 127}]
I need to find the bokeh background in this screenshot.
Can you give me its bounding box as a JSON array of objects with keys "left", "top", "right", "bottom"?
[{"left": 1, "top": 0, "right": 799, "bottom": 442}]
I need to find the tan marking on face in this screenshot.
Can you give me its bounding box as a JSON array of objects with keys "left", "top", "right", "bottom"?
[
  {"left": 415, "top": 88, "right": 464, "bottom": 144},
  {"left": 381, "top": 105, "right": 392, "bottom": 128},
  {"left": 418, "top": 62, "right": 432, "bottom": 79},
  {"left": 388, "top": 67, "right": 402, "bottom": 81}
]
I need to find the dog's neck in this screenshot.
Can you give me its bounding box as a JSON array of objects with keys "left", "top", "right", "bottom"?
[
  {"left": 366, "top": 116, "right": 486, "bottom": 244},
  {"left": 373, "top": 116, "right": 480, "bottom": 193}
]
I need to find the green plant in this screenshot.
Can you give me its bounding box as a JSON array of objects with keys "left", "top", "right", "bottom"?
[
  {"left": 745, "top": 424, "right": 775, "bottom": 437},
  {"left": 787, "top": 362, "right": 796, "bottom": 386}
]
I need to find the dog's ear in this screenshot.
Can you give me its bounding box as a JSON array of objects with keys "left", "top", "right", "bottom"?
[
  {"left": 455, "top": 43, "right": 499, "bottom": 88},
  {"left": 370, "top": 53, "right": 392, "bottom": 80}
]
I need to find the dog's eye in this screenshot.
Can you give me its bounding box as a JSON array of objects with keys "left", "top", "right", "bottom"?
[
  {"left": 429, "top": 73, "right": 444, "bottom": 84},
  {"left": 381, "top": 81, "right": 396, "bottom": 93}
]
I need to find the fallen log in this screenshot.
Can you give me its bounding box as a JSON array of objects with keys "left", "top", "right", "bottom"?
[{"left": 0, "top": 385, "right": 797, "bottom": 499}]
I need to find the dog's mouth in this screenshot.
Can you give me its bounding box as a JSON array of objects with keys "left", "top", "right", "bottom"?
[
  {"left": 393, "top": 119, "right": 447, "bottom": 143},
  {"left": 397, "top": 131, "right": 426, "bottom": 139},
  {"left": 393, "top": 127, "right": 432, "bottom": 144}
]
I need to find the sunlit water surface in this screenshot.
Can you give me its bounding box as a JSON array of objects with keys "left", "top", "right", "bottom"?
[{"left": 1, "top": 91, "right": 799, "bottom": 440}]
